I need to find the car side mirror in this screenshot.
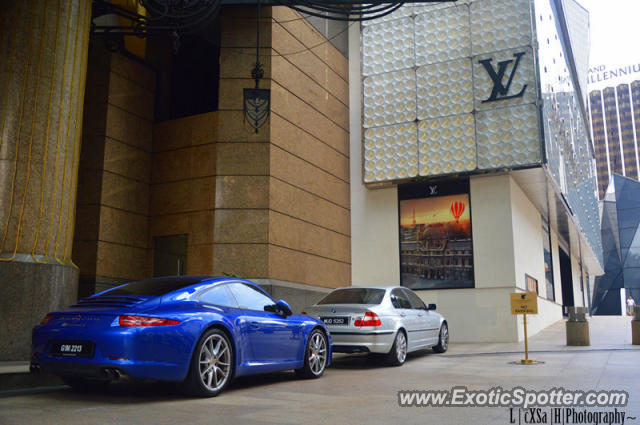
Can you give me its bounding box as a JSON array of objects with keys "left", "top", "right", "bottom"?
[
  {"left": 275, "top": 299, "right": 293, "bottom": 317},
  {"left": 428, "top": 304, "right": 437, "bottom": 311}
]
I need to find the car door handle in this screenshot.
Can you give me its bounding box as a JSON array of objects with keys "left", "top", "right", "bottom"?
[
  {"left": 417, "top": 314, "right": 424, "bottom": 317},
  {"left": 400, "top": 313, "right": 406, "bottom": 317},
  {"left": 249, "top": 322, "right": 261, "bottom": 329}
]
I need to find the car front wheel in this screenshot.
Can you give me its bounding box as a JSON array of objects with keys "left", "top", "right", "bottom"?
[
  {"left": 295, "top": 329, "right": 328, "bottom": 379},
  {"left": 184, "top": 329, "right": 234, "bottom": 397},
  {"left": 432, "top": 322, "right": 449, "bottom": 353}
]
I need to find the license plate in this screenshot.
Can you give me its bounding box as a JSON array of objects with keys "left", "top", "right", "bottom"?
[
  {"left": 50, "top": 341, "right": 95, "bottom": 357},
  {"left": 321, "top": 316, "right": 349, "bottom": 325}
]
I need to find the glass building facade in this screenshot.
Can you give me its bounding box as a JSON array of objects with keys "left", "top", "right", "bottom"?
[
  {"left": 592, "top": 174, "right": 640, "bottom": 314},
  {"left": 349, "top": 0, "right": 604, "bottom": 342},
  {"left": 359, "top": 0, "right": 603, "bottom": 268},
  {"left": 587, "top": 81, "right": 640, "bottom": 199}
]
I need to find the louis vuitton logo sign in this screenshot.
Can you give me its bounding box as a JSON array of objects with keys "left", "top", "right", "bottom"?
[{"left": 479, "top": 51, "right": 528, "bottom": 103}]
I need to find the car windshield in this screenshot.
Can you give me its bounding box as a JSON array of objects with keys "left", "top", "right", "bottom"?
[
  {"left": 104, "top": 277, "right": 206, "bottom": 296},
  {"left": 317, "top": 288, "right": 385, "bottom": 305}
]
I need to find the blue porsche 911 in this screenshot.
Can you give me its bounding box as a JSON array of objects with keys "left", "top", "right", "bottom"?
[{"left": 31, "top": 276, "right": 331, "bottom": 396}]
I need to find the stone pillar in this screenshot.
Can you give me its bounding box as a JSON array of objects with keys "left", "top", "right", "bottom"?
[
  {"left": 565, "top": 307, "right": 590, "bottom": 346},
  {"left": 632, "top": 306, "right": 640, "bottom": 345},
  {"left": 0, "top": 0, "right": 91, "bottom": 360}
]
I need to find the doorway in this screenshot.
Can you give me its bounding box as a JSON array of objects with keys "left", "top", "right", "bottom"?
[
  {"left": 559, "top": 249, "right": 574, "bottom": 315},
  {"left": 154, "top": 235, "right": 188, "bottom": 277}
]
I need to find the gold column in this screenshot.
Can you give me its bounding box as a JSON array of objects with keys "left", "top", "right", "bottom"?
[
  {"left": 0, "top": 0, "right": 92, "bottom": 360},
  {"left": 0, "top": 0, "right": 92, "bottom": 265}
]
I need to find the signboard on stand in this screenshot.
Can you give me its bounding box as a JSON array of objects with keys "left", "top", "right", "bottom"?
[{"left": 510, "top": 292, "right": 541, "bottom": 365}]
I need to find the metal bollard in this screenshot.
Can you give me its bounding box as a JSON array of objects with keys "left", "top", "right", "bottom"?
[
  {"left": 566, "top": 306, "right": 590, "bottom": 346},
  {"left": 633, "top": 306, "right": 640, "bottom": 345}
]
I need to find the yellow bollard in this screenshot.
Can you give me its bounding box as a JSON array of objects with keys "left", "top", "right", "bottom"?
[{"left": 520, "top": 314, "right": 534, "bottom": 364}]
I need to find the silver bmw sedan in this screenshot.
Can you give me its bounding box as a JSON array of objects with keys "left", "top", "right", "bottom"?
[{"left": 303, "top": 286, "right": 448, "bottom": 366}]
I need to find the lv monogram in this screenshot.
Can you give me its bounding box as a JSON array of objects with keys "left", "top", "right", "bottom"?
[{"left": 478, "top": 51, "right": 528, "bottom": 103}]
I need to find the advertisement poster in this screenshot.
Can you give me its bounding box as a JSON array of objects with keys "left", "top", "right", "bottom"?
[{"left": 399, "top": 182, "right": 474, "bottom": 290}]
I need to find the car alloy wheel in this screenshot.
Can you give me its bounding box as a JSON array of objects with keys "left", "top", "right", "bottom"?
[
  {"left": 433, "top": 322, "right": 449, "bottom": 353},
  {"left": 441, "top": 324, "right": 449, "bottom": 350},
  {"left": 184, "top": 328, "right": 234, "bottom": 396},
  {"left": 199, "top": 333, "right": 232, "bottom": 392},
  {"left": 308, "top": 332, "right": 327, "bottom": 375},
  {"left": 396, "top": 331, "right": 407, "bottom": 363},
  {"left": 295, "top": 329, "right": 328, "bottom": 379},
  {"left": 386, "top": 330, "right": 407, "bottom": 366}
]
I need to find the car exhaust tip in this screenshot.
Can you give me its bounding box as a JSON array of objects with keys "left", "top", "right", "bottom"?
[
  {"left": 102, "top": 368, "right": 123, "bottom": 381},
  {"left": 29, "top": 363, "right": 41, "bottom": 374}
]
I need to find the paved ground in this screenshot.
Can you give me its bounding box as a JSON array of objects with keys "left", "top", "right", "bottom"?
[{"left": 1, "top": 316, "right": 639, "bottom": 425}]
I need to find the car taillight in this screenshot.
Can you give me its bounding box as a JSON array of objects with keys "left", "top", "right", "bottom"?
[
  {"left": 118, "top": 316, "right": 181, "bottom": 327},
  {"left": 40, "top": 314, "right": 53, "bottom": 325},
  {"left": 354, "top": 312, "right": 381, "bottom": 327},
  {"left": 301, "top": 311, "right": 307, "bottom": 315}
]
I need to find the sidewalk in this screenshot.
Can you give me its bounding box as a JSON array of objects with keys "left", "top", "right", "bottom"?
[{"left": 447, "top": 315, "right": 638, "bottom": 356}]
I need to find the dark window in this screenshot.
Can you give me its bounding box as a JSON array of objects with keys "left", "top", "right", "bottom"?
[
  {"left": 150, "top": 17, "right": 221, "bottom": 122},
  {"left": 317, "top": 288, "right": 385, "bottom": 305},
  {"left": 390, "top": 288, "right": 412, "bottom": 309},
  {"left": 199, "top": 285, "right": 237, "bottom": 308},
  {"left": 107, "top": 277, "right": 204, "bottom": 296},
  {"left": 153, "top": 235, "right": 187, "bottom": 277},
  {"left": 227, "top": 283, "right": 274, "bottom": 311},
  {"left": 402, "top": 288, "right": 427, "bottom": 310},
  {"left": 168, "top": 34, "right": 220, "bottom": 119},
  {"left": 542, "top": 218, "right": 555, "bottom": 301}
]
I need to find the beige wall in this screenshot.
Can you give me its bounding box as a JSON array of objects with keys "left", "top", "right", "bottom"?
[
  {"left": 348, "top": 23, "right": 399, "bottom": 287},
  {"left": 510, "top": 177, "right": 546, "bottom": 294},
  {"left": 471, "top": 175, "right": 517, "bottom": 289},
  {"left": 151, "top": 113, "right": 217, "bottom": 275},
  {"left": 212, "top": 6, "right": 272, "bottom": 279},
  {"left": 75, "top": 6, "right": 350, "bottom": 293},
  {"left": 268, "top": 7, "right": 350, "bottom": 288},
  {"left": 212, "top": 6, "right": 352, "bottom": 288},
  {"left": 426, "top": 175, "right": 564, "bottom": 341},
  {"left": 74, "top": 42, "right": 154, "bottom": 295}
]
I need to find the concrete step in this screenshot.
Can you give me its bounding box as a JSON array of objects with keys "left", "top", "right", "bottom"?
[{"left": 0, "top": 362, "right": 63, "bottom": 393}]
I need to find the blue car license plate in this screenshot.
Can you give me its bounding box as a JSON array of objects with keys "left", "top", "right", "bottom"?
[
  {"left": 321, "top": 316, "right": 349, "bottom": 325},
  {"left": 50, "top": 341, "right": 95, "bottom": 357}
]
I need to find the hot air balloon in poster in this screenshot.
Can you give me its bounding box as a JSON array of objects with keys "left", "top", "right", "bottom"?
[{"left": 450, "top": 201, "right": 465, "bottom": 223}]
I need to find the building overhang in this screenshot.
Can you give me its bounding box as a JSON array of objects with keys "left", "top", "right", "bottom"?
[{"left": 512, "top": 166, "right": 604, "bottom": 276}]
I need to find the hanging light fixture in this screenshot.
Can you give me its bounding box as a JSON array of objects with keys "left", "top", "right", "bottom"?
[
  {"left": 243, "top": 0, "right": 270, "bottom": 133},
  {"left": 91, "top": 0, "right": 222, "bottom": 51}
]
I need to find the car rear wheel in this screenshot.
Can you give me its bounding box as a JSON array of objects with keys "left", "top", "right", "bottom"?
[
  {"left": 432, "top": 322, "right": 449, "bottom": 353},
  {"left": 295, "top": 329, "right": 328, "bottom": 379},
  {"left": 386, "top": 330, "right": 407, "bottom": 366},
  {"left": 184, "top": 329, "right": 233, "bottom": 397}
]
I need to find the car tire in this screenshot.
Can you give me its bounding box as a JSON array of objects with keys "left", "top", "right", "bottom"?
[
  {"left": 183, "top": 328, "right": 234, "bottom": 397},
  {"left": 386, "top": 330, "right": 407, "bottom": 366},
  {"left": 295, "top": 328, "right": 328, "bottom": 379},
  {"left": 63, "top": 377, "right": 110, "bottom": 392},
  {"left": 432, "top": 322, "right": 449, "bottom": 353}
]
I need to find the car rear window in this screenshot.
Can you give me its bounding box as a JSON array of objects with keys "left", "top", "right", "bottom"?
[
  {"left": 105, "top": 277, "right": 206, "bottom": 296},
  {"left": 317, "top": 288, "right": 385, "bottom": 305}
]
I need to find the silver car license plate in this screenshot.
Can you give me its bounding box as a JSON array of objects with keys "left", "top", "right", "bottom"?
[{"left": 321, "top": 316, "right": 349, "bottom": 325}]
